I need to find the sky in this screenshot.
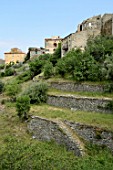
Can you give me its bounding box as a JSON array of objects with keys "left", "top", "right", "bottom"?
[{"left": 0, "top": 0, "right": 113, "bottom": 59}]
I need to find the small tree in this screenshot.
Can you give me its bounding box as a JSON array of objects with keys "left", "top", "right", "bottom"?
[{"left": 16, "top": 95, "right": 30, "bottom": 120}]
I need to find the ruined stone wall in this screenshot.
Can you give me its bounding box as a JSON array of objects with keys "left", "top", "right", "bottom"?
[
  {"left": 61, "top": 14, "right": 113, "bottom": 57},
  {"left": 47, "top": 94, "right": 112, "bottom": 113},
  {"left": 102, "top": 19, "right": 112, "bottom": 35}
]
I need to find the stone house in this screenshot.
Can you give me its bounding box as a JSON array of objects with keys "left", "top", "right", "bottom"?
[
  {"left": 45, "top": 36, "right": 62, "bottom": 54},
  {"left": 61, "top": 13, "right": 113, "bottom": 57},
  {"left": 28, "top": 47, "right": 46, "bottom": 59},
  {"left": 4, "top": 48, "right": 26, "bottom": 64}
]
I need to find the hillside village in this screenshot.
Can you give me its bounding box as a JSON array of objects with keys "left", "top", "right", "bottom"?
[
  {"left": 3, "top": 13, "right": 113, "bottom": 64},
  {"left": 0, "top": 13, "right": 113, "bottom": 169}
]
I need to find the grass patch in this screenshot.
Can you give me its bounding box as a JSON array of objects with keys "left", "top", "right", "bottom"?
[
  {"left": 48, "top": 88, "right": 113, "bottom": 98},
  {"left": 30, "top": 104, "right": 113, "bottom": 131}
]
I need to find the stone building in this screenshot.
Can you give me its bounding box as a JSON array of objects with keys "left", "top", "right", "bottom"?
[
  {"left": 28, "top": 47, "right": 46, "bottom": 59},
  {"left": 4, "top": 48, "right": 26, "bottom": 64},
  {"left": 45, "top": 36, "right": 62, "bottom": 54},
  {"left": 62, "top": 13, "right": 113, "bottom": 57}
]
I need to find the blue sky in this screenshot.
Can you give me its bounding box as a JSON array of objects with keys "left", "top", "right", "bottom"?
[{"left": 0, "top": 0, "right": 113, "bottom": 59}]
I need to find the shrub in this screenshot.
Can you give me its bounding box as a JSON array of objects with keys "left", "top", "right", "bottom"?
[
  {"left": 5, "top": 68, "right": 15, "bottom": 76},
  {"left": 55, "top": 58, "right": 67, "bottom": 77},
  {"left": 50, "top": 43, "right": 61, "bottom": 66},
  {"left": 16, "top": 71, "right": 31, "bottom": 83},
  {"left": 5, "top": 83, "right": 21, "bottom": 100},
  {"left": 0, "top": 64, "right": 5, "bottom": 70},
  {"left": 29, "top": 58, "right": 44, "bottom": 78},
  {"left": 16, "top": 95, "right": 30, "bottom": 120},
  {"left": 0, "top": 81, "right": 4, "bottom": 93},
  {"left": 23, "top": 82, "right": 48, "bottom": 104},
  {"left": 43, "top": 62, "right": 54, "bottom": 78}
]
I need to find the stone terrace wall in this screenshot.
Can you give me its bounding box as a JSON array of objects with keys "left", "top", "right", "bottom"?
[
  {"left": 47, "top": 94, "right": 112, "bottom": 113},
  {"left": 64, "top": 121, "right": 113, "bottom": 153},
  {"left": 50, "top": 82, "right": 104, "bottom": 93},
  {"left": 28, "top": 116, "right": 83, "bottom": 156}
]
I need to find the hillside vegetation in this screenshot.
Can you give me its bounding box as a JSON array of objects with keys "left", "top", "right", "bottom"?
[{"left": 0, "top": 35, "right": 113, "bottom": 169}]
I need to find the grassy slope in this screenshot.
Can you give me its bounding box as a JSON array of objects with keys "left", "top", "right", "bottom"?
[{"left": 0, "top": 73, "right": 113, "bottom": 169}]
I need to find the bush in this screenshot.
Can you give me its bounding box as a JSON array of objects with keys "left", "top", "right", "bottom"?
[
  {"left": 55, "top": 58, "right": 67, "bottom": 77},
  {"left": 0, "top": 64, "right": 5, "bottom": 70},
  {"left": 5, "top": 83, "right": 21, "bottom": 100},
  {"left": 43, "top": 62, "right": 54, "bottom": 78},
  {"left": 0, "top": 81, "right": 4, "bottom": 93},
  {"left": 5, "top": 68, "right": 15, "bottom": 76},
  {"left": 50, "top": 43, "right": 61, "bottom": 66},
  {"left": 16, "top": 71, "right": 31, "bottom": 83},
  {"left": 29, "top": 58, "right": 44, "bottom": 78},
  {"left": 16, "top": 95, "right": 30, "bottom": 120},
  {"left": 23, "top": 82, "right": 48, "bottom": 104}
]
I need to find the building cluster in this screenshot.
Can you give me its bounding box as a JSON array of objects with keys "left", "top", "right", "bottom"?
[{"left": 4, "top": 13, "right": 113, "bottom": 64}]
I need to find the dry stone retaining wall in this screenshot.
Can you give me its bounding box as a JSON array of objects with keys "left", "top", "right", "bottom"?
[
  {"left": 64, "top": 120, "right": 113, "bottom": 153},
  {"left": 28, "top": 116, "right": 83, "bottom": 156},
  {"left": 47, "top": 94, "right": 112, "bottom": 113},
  {"left": 28, "top": 116, "right": 113, "bottom": 156},
  {"left": 50, "top": 82, "right": 104, "bottom": 93}
]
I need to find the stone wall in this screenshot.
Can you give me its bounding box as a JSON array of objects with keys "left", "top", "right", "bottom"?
[
  {"left": 28, "top": 116, "right": 83, "bottom": 156},
  {"left": 47, "top": 94, "right": 112, "bottom": 113},
  {"left": 50, "top": 81, "right": 104, "bottom": 93},
  {"left": 64, "top": 120, "right": 113, "bottom": 153},
  {"left": 28, "top": 116, "right": 113, "bottom": 156}
]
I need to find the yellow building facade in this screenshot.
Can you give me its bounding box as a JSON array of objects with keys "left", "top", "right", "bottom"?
[{"left": 4, "top": 48, "right": 26, "bottom": 64}]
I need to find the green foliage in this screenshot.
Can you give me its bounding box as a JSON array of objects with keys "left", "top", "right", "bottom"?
[
  {"left": 5, "top": 82, "right": 21, "bottom": 99},
  {"left": 55, "top": 58, "right": 67, "bottom": 77},
  {"left": 23, "top": 51, "right": 30, "bottom": 63},
  {"left": 29, "top": 58, "right": 44, "bottom": 78},
  {"left": 23, "top": 82, "right": 48, "bottom": 104},
  {"left": 101, "top": 54, "right": 113, "bottom": 80},
  {"left": 86, "top": 35, "right": 113, "bottom": 62},
  {"left": 0, "top": 64, "right": 5, "bottom": 70},
  {"left": 43, "top": 62, "right": 54, "bottom": 78},
  {"left": 0, "top": 81, "right": 4, "bottom": 93},
  {"left": 4, "top": 68, "right": 15, "bottom": 76},
  {"left": 16, "top": 70, "right": 31, "bottom": 83},
  {"left": 106, "top": 100, "right": 113, "bottom": 111},
  {"left": 12, "top": 62, "right": 23, "bottom": 69},
  {"left": 104, "top": 83, "right": 113, "bottom": 93},
  {"left": 16, "top": 95, "right": 30, "bottom": 120},
  {"left": 0, "top": 137, "right": 113, "bottom": 170},
  {"left": 5, "top": 62, "right": 14, "bottom": 69},
  {"left": 50, "top": 43, "right": 61, "bottom": 66}
]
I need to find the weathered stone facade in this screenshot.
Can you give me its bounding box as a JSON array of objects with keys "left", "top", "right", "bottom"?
[
  {"left": 28, "top": 47, "right": 46, "bottom": 59},
  {"left": 62, "top": 13, "right": 113, "bottom": 57},
  {"left": 45, "top": 36, "right": 62, "bottom": 54},
  {"left": 4, "top": 48, "right": 26, "bottom": 64}
]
